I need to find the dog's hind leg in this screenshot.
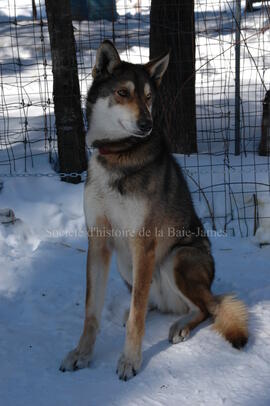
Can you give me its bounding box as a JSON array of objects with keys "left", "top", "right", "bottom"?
[
  {"left": 167, "top": 246, "right": 215, "bottom": 344},
  {"left": 60, "top": 218, "right": 112, "bottom": 372},
  {"left": 167, "top": 246, "right": 248, "bottom": 348},
  {"left": 169, "top": 310, "right": 208, "bottom": 344}
]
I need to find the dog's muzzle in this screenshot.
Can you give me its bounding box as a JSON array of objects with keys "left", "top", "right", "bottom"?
[{"left": 137, "top": 118, "right": 153, "bottom": 135}]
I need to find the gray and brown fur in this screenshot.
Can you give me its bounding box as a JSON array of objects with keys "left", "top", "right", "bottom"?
[{"left": 60, "top": 40, "right": 248, "bottom": 380}]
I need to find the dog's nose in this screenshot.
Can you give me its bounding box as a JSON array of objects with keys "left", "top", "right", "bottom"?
[{"left": 137, "top": 118, "right": 153, "bottom": 133}]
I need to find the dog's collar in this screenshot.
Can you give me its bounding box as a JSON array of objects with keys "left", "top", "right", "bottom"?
[
  {"left": 95, "top": 134, "right": 152, "bottom": 156},
  {"left": 98, "top": 146, "right": 115, "bottom": 155},
  {"left": 98, "top": 146, "right": 135, "bottom": 155}
]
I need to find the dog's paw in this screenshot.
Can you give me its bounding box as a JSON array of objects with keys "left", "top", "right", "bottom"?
[
  {"left": 116, "top": 353, "right": 141, "bottom": 381},
  {"left": 169, "top": 322, "right": 190, "bottom": 344},
  {"left": 59, "top": 348, "right": 92, "bottom": 372}
]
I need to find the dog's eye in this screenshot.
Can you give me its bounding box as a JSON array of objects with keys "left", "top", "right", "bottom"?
[
  {"left": 146, "top": 93, "right": 152, "bottom": 100},
  {"left": 117, "top": 89, "right": 129, "bottom": 98}
]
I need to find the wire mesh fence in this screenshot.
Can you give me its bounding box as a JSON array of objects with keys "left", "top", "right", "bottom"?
[{"left": 0, "top": 0, "right": 270, "bottom": 236}]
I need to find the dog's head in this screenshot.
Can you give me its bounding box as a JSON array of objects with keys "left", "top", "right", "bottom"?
[{"left": 86, "top": 40, "right": 169, "bottom": 149}]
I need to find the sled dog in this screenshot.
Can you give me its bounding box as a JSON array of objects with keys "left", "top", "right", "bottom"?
[{"left": 60, "top": 40, "right": 248, "bottom": 380}]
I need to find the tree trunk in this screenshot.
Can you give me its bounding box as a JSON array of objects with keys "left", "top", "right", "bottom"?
[
  {"left": 245, "top": 0, "right": 254, "bottom": 12},
  {"left": 32, "top": 0, "right": 37, "bottom": 19},
  {"left": 150, "top": 0, "right": 197, "bottom": 153},
  {"left": 45, "top": 0, "right": 87, "bottom": 183},
  {"left": 259, "top": 90, "right": 270, "bottom": 156}
]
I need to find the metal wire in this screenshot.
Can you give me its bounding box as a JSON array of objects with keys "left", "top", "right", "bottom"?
[{"left": 0, "top": 0, "right": 270, "bottom": 236}]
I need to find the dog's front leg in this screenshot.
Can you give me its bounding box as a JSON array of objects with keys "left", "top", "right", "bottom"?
[
  {"left": 60, "top": 220, "right": 112, "bottom": 372},
  {"left": 117, "top": 236, "right": 156, "bottom": 380}
]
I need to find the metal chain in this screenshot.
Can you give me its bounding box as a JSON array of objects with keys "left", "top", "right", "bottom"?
[
  {"left": 0, "top": 167, "right": 270, "bottom": 178},
  {"left": 0, "top": 172, "right": 87, "bottom": 178}
]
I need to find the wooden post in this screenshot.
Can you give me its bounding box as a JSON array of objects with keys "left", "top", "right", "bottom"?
[
  {"left": 150, "top": 0, "right": 197, "bottom": 154},
  {"left": 45, "top": 0, "right": 87, "bottom": 183},
  {"left": 259, "top": 90, "right": 270, "bottom": 156}
]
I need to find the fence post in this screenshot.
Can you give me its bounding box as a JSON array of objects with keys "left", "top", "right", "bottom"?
[
  {"left": 45, "top": 0, "right": 87, "bottom": 184},
  {"left": 235, "top": 0, "right": 241, "bottom": 156},
  {"left": 150, "top": 0, "right": 197, "bottom": 154}
]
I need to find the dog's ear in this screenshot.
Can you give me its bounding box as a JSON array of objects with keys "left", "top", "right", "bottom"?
[
  {"left": 92, "top": 40, "right": 121, "bottom": 79},
  {"left": 145, "top": 51, "right": 170, "bottom": 86}
]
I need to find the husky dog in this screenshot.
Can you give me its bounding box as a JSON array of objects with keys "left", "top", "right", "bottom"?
[{"left": 60, "top": 40, "right": 248, "bottom": 380}]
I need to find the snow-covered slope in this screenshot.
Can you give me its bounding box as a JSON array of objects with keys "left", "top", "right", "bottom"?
[{"left": 0, "top": 174, "right": 270, "bottom": 406}]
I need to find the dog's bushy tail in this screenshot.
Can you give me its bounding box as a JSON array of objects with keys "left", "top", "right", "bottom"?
[{"left": 207, "top": 294, "right": 248, "bottom": 349}]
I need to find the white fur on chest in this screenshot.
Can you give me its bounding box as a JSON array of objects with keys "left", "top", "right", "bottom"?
[
  {"left": 84, "top": 155, "right": 197, "bottom": 316},
  {"left": 84, "top": 153, "right": 146, "bottom": 235}
]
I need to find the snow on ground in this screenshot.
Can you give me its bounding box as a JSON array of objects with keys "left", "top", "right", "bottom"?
[{"left": 0, "top": 168, "right": 270, "bottom": 406}]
